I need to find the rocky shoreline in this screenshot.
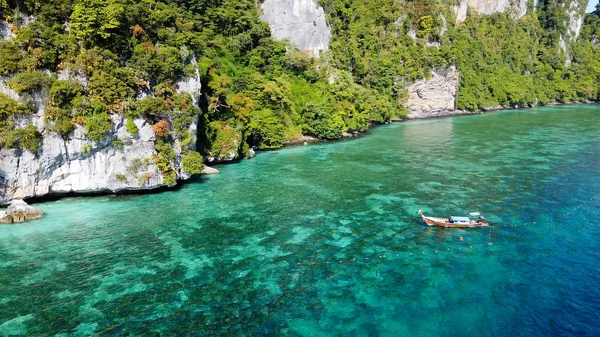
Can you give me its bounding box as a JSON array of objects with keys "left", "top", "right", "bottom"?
[
  {"left": 3, "top": 100, "right": 597, "bottom": 207},
  {"left": 0, "top": 200, "right": 43, "bottom": 224}
]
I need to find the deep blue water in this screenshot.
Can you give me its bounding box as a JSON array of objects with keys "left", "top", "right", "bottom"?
[{"left": 0, "top": 105, "right": 599, "bottom": 336}]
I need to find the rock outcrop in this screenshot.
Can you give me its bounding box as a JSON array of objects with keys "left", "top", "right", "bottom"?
[
  {"left": 176, "top": 55, "right": 202, "bottom": 105},
  {"left": 405, "top": 66, "right": 460, "bottom": 119},
  {"left": 0, "top": 200, "right": 43, "bottom": 224},
  {"left": 455, "top": 0, "right": 530, "bottom": 24},
  {"left": 0, "top": 80, "right": 20, "bottom": 101},
  {"left": 260, "top": 0, "right": 331, "bottom": 57},
  {"left": 0, "top": 21, "right": 14, "bottom": 41},
  {"left": 0, "top": 60, "right": 204, "bottom": 205},
  {"left": 564, "top": 1, "right": 584, "bottom": 42},
  {"left": 559, "top": 0, "right": 585, "bottom": 66},
  {"left": 0, "top": 116, "right": 164, "bottom": 204},
  {"left": 201, "top": 166, "right": 220, "bottom": 175}
]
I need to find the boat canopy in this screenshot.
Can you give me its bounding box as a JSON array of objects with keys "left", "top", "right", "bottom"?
[
  {"left": 469, "top": 212, "right": 481, "bottom": 217},
  {"left": 450, "top": 216, "right": 470, "bottom": 223}
]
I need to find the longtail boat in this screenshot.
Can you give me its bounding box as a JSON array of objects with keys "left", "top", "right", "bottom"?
[{"left": 418, "top": 210, "right": 490, "bottom": 228}]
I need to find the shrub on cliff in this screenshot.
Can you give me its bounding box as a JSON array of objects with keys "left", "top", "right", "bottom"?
[
  {"left": 87, "top": 70, "right": 135, "bottom": 111},
  {"left": 0, "top": 94, "right": 28, "bottom": 149},
  {"left": 181, "top": 152, "right": 205, "bottom": 175},
  {"left": 84, "top": 105, "right": 113, "bottom": 142},
  {"left": 7, "top": 71, "right": 53, "bottom": 94},
  {"left": 125, "top": 119, "right": 138, "bottom": 136},
  {"left": 131, "top": 96, "right": 170, "bottom": 121},
  {"left": 152, "top": 120, "right": 170, "bottom": 138},
  {"left": 51, "top": 117, "right": 76, "bottom": 138},
  {"left": 0, "top": 41, "right": 22, "bottom": 76},
  {"left": 50, "top": 80, "right": 82, "bottom": 109},
  {"left": 0, "top": 93, "right": 28, "bottom": 117}
]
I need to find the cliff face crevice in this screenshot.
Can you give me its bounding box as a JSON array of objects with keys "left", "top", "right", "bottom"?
[{"left": 260, "top": 0, "right": 331, "bottom": 57}]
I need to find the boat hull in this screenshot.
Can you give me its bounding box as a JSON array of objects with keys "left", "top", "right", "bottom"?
[{"left": 419, "top": 211, "right": 489, "bottom": 228}]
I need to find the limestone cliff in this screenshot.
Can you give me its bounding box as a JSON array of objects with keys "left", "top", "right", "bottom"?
[
  {"left": 0, "top": 65, "right": 203, "bottom": 205},
  {"left": 405, "top": 66, "right": 460, "bottom": 119},
  {"left": 0, "top": 114, "right": 197, "bottom": 205},
  {"left": 559, "top": 1, "right": 586, "bottom": 66},
  {"left": 260, "top": 0, "right": 331, "bottom": 57},
  {"left": 455, "top": 0, "right": 530, "bottom": 24}
]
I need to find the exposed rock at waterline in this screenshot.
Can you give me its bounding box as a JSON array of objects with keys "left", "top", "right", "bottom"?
[
  {"left": 0, "top": 200, "right": 43, "bottom": 224},
  {"left": 284, "top": 135, "right": 319, "bottom": 145},
  {"left": 0, "top": 116, "right": 165, "bottom": 205},
  {"left": 202, "top": 166, "right": 220, "bottom": 175},
  {"left": 0, "top": 112, "right": 202, "bottom": 205},
  {"left": 405, "top": 66, "right": 459, "bottom": 118},
  {"left": 260, "top": 0, "right": 331, "bottom": 57}
]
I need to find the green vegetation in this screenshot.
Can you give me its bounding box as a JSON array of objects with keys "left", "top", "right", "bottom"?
[
  {"left": 181, "top": 151, "right": 205, "bottom": 175},
  {"left": 115, "top": 173, "right": 128, "bottom": 183},
  {"left": 0, "top": 0, "right": 598, "bottom": 164},
  {"left": 81, "top": 144, "right": 92, "bottom": 157},
  {"left": 205, "top": 120, "right": 243, "bottom": 159},
  {"left": 125, "top": 119, "right": 138, "bottom": 136},
  {"left": 84, "top": 104, "right": 113, "bottom": 141},
  {"left": 126, "top": 158, "right": 148, "bottom": 175},
  {"left": 319, "top": 0, "right": 600, "bottom": 110},
  {"left": 451, "top": 10, "right": 600, "bottom": 109},
  {"left": 0, "top": 94, "right": 38, "bottom": 152},
  {"left": 17, "top": 124, "right": 42, "bottom": 153},
  {"left": 7, "top": 71, "right": 53, "bottom": 94}
]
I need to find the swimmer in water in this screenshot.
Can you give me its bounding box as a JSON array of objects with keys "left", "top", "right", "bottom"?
[{"left": 459, "top": 236, "right": 464, "bottom": 241}]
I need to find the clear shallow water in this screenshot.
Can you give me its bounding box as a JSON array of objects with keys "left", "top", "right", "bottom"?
[{"left": 1, "top": 105, "right": 600, "bottom": 336}]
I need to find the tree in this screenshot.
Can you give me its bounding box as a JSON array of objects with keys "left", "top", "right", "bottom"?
[
  {"left": 0, "top": 41, "right": 22, "bottom": 76},
  {"left": 69, "top": 0, "right": 124, "bottom": 43},
  {"left": 181, "top": 151, "right": 205, "bottom": 175}
]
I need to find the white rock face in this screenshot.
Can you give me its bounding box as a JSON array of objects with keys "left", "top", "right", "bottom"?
[
  {"left": 565, "top": 1, "right": 584, "bottom": 41},
  {"left": 455, "top": 0, "right": 469, "bottom": 24},
  {"left": 0, "top": 21, "right": 14, "bottom": 41},
  {"left": 0, "top": 80, "right": 20, "bottom": 100},
  {"left": 0, "top": 51, "right": 206, "bottom": 204},
  {"left": 0, "top": 113, "right": 201, "bottom": 204},
  {"left": 558, "top": 1, "right": 585, "bottom": 66},
  {"left": 455, "top": 0, "right": 530, "bottom": 24},
  {"left": 405, "top": 66, "right": 459, "bottom": 117},
  {"left": 57, "top": 68, "right": 89, "bottom": 88},
  {"left": 260, "top": 0, "right": 331, "bottom": 57},
  {"left": 0, "top": 117, "right": 168, "bottom": 204},
  {"left": 176, "top": 55, "right": 202, "bottom": 105}
]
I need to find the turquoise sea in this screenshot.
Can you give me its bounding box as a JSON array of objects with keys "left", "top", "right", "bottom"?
[{"left": 1, "top": 105, "right": 599, "bottom": 336}]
